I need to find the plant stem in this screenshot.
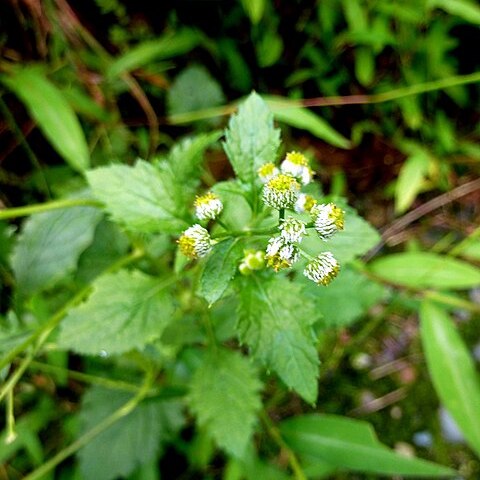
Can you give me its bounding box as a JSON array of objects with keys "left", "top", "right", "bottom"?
[
  {"left": 23, "top": 366, "right": 156, "bottom": 480},
  {"left": 0, "top": 198, "right": 103, "bottom": 220},
  {"left": 5, "top": 388, "right": 17, "bottom": 444},
  {"left": 260, "top": 410, "right": 307, "bottom": 480},
  {"left": 212, "top": 227, "right": 276, "bottom": 239}
]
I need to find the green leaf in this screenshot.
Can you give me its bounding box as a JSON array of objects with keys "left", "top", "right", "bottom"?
[
  {"left": 428, "top": 0, "right": 480, "bottom": 24},
  {"left": 302, "top": 266, "right": 387, "bottom": 328},
  {"left": 58, "top": 270, "right": 174, "bottom": 355},
  {"left": 256, "top": 32, "right": 283, "bottom": 68},
  {"left": 281, "top": 414, "right": 456, "bottom": 477},
  {"left": 302, "top": 205, "right": 380, "bottom": 264},
  {"left": 78, "top": 387, "right": 184, "bottom": 480},
  {"left": 188, "top": 348, "right": 262, "bottom": 458},
  {"left": 107, "top": 29, "right": 200, "bottom": 79},
  {"left": 11, "top": 205, "right": 102, "bottom": 297},
  {"left": 167, "top": 65, "right": 225, "bottom": 118},
  {"left": 241, "top": 0, "right": 266, "bottom": 23},
  {"left": 420, "top": 301, "right": 480, "bottom": 457},
  {"left": 87, "top": 160, "right": 189, "bottom": 234},
  {"left": 212, "top": 181, "right": 253, "bottom": 230},
  {"left": 199, "top": 238, "right": 244, "bottom": 306},
  {"left": 237, "top": 276, "right": 319, "bottom": 403},
  {"left": 1, "top": 66, "right": 90, "bottom": 171},
  {"left": 265, "top": 97, "right": 350, "bottom": 149},
  {"left": 395, "top": 151, "right": 430, "bottom": 213},
  {"left": 370, "top": 252, "right": 480, "bottom": 289},
  {"left": 223, "top": 92, "right": 280, "bottom": 184}
]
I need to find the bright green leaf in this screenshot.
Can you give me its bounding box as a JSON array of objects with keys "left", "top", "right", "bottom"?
[
  {"left": 420, "top": 301, "right": 480, "bottom": 457},
  {"left": 87, "top": 160, "right": 189, "bottom": 234},
  {"left": 223, "top": 92, "right": 280, "bottom": 185},
  {"left": 428, "top": 0, "right": 480, "bottom": 24},
  {"left": 370, "top": 252, "right": 480, "bottom": 289},
  {"left": 395, "top": 151, "right": 430, "bottom": 213},
  {"left": 199, "top": 238, "right": 244, "bottom": 306},
  {"left": 107, "top": 29, "right": 200, "bottom": 78},
  {"left": 237, "top": 276, "right": 320, "bottom": 403},
  {"left": 281, "top": 414, "right": 456, "bottom": 477},
  {"left": 188, "top": 348, "right": 262, "bottom": 458},
  {"left": 266, "top": 96, "right": 351, "bottom": 149},
  {"left": 211, "top": 181, "right": 253, "bottom": 230},
  {"left": 78, "top": 387, "right": 184, "bottom": 480},
  {"left": 1, "top": 66, "right": 90, "bottom": 171},
  {"left": 11, "top": 205, "right": 102, "bottom": 297},
  {"left": 58, "top": 270, "right": 174, "bottom": 355},
  {"left": 241, "top": 0, "right": 266, "bottom": 23}
]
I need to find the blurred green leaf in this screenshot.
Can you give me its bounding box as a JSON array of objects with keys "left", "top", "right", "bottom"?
[
  {"left": 370, "top": 252, "right": 480, "bottom": 289},
  {"left": 78, "top": 387, "right": 184, "bottom": 480},
  {"left": 428, "top": 0, "right": 480, "bottom": 24},
  {"left": 281, "top": 414, "right": 456, "bottom": 476},
  {"left": 395, "top": 150, "right": 430, "bottom": 213},
  {"left": 11, "top": 205, "right": 102, "bottom": 297},
  {"left": 199, "top": 238, "right": 244, "bottom": 307},
  {"left": 188, "top": 348, "right": 262, "bottom": 458},
  {"left": 58, "top": 270, "right": 174, "bottom": 355},
  {"left": 107, "top": 29, "right": 200, "bottom": 78},
  {"left": 266, "top": 97, "right": 351, "bottom": 149},
  {"left": 256, "top": 31, "right": 283, "bottom": 68},
  {"left": 420, "top": 301, "right": 480, "bottom": 457},
  {"left": 1, "top": 66, "right": 90, "bottom": 171},
  {"left": 241, "top": 0, "right": 266, "bottom": 24}
]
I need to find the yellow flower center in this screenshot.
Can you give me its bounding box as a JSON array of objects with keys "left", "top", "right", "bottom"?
[
  {"left": 285, "top": 151, "right": 308, "bottom": 166},
  {"left": 268, "top": 174, "right": 299, "bottom": 192},
  {"left": 258, "top": 163, "right": 276, "bottom": 177},
  {"left": 194, "top": 192, "right": 218, "bottom": 207},
  {"left": 328, "top": 205, "right": 345, "bottom": 230},
  {"left": 178, "top": 235, "right": 197, "bottom": 259}
]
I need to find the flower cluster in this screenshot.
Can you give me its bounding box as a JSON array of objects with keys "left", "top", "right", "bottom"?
[{"left": 259, "top": 151, "right": 345, "bottom": 286}]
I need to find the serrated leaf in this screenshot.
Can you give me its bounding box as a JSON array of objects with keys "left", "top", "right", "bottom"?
[
  {"left": 301, "top": 205, "right": 380, "bottom": 264},
  {"left": 199, "top": 238, "right": 243, "bottom": 306},
  {"left": 11, "top": 205, "right": 102, "bottom": 297},
  {"left": 237, "top": 276, "right": 319, "bottom": 403},
  {"left": 188, "top": 348, "right": 262, "bottom": 458},
  {"left": 223, "top": 92, "right": 280, "bottom": 184},
  {"left": 370, "top": 252, "right": 480, "bottom": 289},
  {"left": 281, "top": 414, "right": 455, "bottom": 477},
  {"left": 420, "top": 301, "right": 480, "bottom": 457},
  {"left": 395, "top": 151, "right": 430, "bottom": 213},
  {"left": 78, "top": 386, "right": 184, "bottom": 480},
  {"left": 266, "top": 96, "right": 351, "bottom": 149},
  {"left": 87, "top": 160, "right": 189, "bottom": 234},
  {"left": 107, "top": 29, "right": 200, "bottom": 79},
  {"left": 302, "top": 266, "right": 387, "bottom": 328},
  {"left": 58, "top": 270, "right": 174, "bottom": 355},
  {"left": 212, "top": 180, "right": 253, "bottom": 230},
  {"left": 1, "top": 66, "right": 89, "bottom": 171}
]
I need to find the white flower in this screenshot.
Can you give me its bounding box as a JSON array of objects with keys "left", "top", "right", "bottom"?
[
  {"left": 303, "top": 252, "right": 339, "bottom": 285},
  {"left": 311, "top": 202, "right": 345, "bottom": 241},
  {"left": 280, "top": 216, "right": 307, "bottom": 243},
  {"left": 257, "top": 163, "right": 280, "bottom": 183},
  {"left": 178, "top": 224, "right": 213, "bottom": 259},
  {"left": 262, "top": 174, "right": 300, "bottom": 209},
  {"left": 194, "top": 192, "right": 223, "bottom": 221},
  {"left": 265, "top": 236, "right": 299, "bottom": 272},
  {"left": 294, "top": 193, "right": 317, "bottom": 214},
  {"left": 280, "top": 151, "right": 314, "bottom": 185}
]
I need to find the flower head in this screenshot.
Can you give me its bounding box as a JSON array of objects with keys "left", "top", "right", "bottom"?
[
  {"left": 178, "top": 224, "right": 213, "bottom": 259},
  {"left": 303, "top": 252, "right": 340, "bottom": 286},
  {"left": 257, "top": 162, "right": 280, "bottom": 183},
  {"left": 280, "top": 216, "right": 307, "bottom": 243},
  {"left": 262, "top": 174, "right": 300, "bottom": 209},
  {"left": 294, "top": 193, "right": 317, "bottom": 214},
  {"left": 194, "top": 192, "right": 223, "bottom": 221},
  {"left": 281, "top": 151, "right": 314, "bottom": 185},
  {"left": 265, "top": 236, "right": 299, "bottom": 272},
  {"left": 311, "top": 202, "right": 345, "bottom": 240}
]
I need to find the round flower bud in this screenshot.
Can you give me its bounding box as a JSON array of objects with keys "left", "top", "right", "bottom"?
[
  {"left": 311, "top": 202, "right": 345, "bottom": 241},
  {"left": 294, "top": 193, "right": 317, "bottom": 214},
  {"left": 280, "top": 216, "right": 307, "bottom": 243},
  {"left": 281, "top": 151, "right": 313, "bottom": 185},
  {"left": 262, "top": 174, "right": 300, "bottom": 209},
  {"left": 303, "top": 252, "right": 340, "bottom": 286},
  {"left": 265, "top": 236, "right": 299, "bottom": 272},
  {"left": 194, "top": 192, "right": 223, "bottom": 221},
  {"left": 257, "top": 162, "right": 280, "bottom": 183},
  {"left": 178, "top": 224, "right": 213, "bottom": 259}
]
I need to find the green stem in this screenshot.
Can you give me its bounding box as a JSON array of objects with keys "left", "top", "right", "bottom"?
[
  {"left": 0, "top": 351, "right": 34, "bottom": 403},
  {"left": 23, "top": 366, "right": 156, "bottom": 480},
  {"left": 0, "top": 198, "right": 103, "bottom": 220},
  {"left": 216, "top": 218, "right": 230, "bottom": 231},
  {"left": 6, "top": 388, "right": 17, "bottom": 444},
  {"left": 260, "top": 411, "right": 307, "bottom": 480},
  {"left": 212, "top": 227, "right": 276, "bottom": 240}
]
